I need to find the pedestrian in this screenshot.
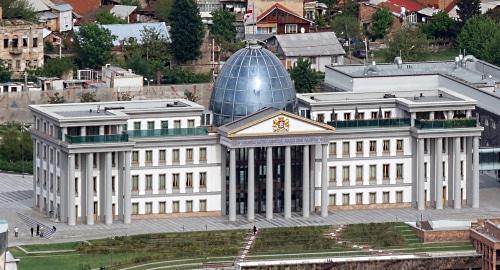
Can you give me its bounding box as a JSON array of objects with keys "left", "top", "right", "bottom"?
[
  {"left": 30, "top": 227, "right": 34, "bottom": 237},
  {"left": 253, "top": 225, "right": 257, "bottom": 235},
  {"left": 40, "top": 229, "right": 44, "bottom": 238},
  {"left": 14, "top": 226, "right": 18, "bottom": 237},
  {"left": 52, "top": 226, "right": 56, "bottom": 232},
  {"left": 36, "top": 224, "right": 39, "bottom": 236}
]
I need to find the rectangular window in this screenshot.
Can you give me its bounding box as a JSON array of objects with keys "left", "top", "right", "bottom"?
[
  {"left": 383, "top": 192, "right": 390, "bottom": 203},
  {"left": 383, "top": 164, "right": 390, "bottom": 180},
  {"left": 133, "top": 121, "right": 141, "bottom": 130},
  {"left": 199, "top": 172, "right": 207, "bottom": 188},
  {"left": 356, "top": 141, "right": 363, "bottom": 154},
  {"left": 186, "top": 200, "right": 193, "bottom": 212},
  {"left": 344, "top": 113, "right": 351, "bottom": 120},
  {"left": 383, "top": 140, "right": 390, "bottom": 153},
  {"left": 75, "top": 177, "right": 78, "bottom": 195},
  {"left": 342, "top": 142, "right": 350, "bottom": 156},
  {"left": 356, "top": 193, "right": 363, "bottom": 204},
  {"left": 132, "top": 203, "right": 139, "bottom": 214},
  {"left": 199, "top": 199, "right": 207, "bottom": 212},
  {"left": 173, "top": 173, "right": 179, "bottom": 189},
  {"left": 329, "top": 166, "right": 336, "bottom": 184},
  {"left": 22, "top": 38, "right": 27, "bottom": 47},
  {"left": 186, "top": 173, "right": 193, "bottom": 188},
  {"left": 329, "top": 194, "right": 336, "bottom": 206},
  {"left": 396, "top": 191, "right": 403, "bottom": 203},
  {"left": 371, "top": 111, "right": 378, "bottom": 119},
  {"left": 369, "top": 140, "right": 377, "bottom": 154},
  {"left": 342, "top": 193, "right": 349, "bottom": 206},
  {"left": 199, "top": 147, "right": 207, "bottom": 162},
  {"left": 159, "top": 150, "right": 166, "bottom": 163},
  {"left": 132, "top": 175, "right": 139, "bottom": 191},
  {"left": 132, "top": 151, "right": 139, "bottom": 164},
  {"left": 159, "top": 201, "right": 166, "bottom": 213},
  {"left": 460, "top": 161, "right": 464, "bottom": 177},
  {"left": 145, "top": 150, "right": 153, "bottom": 164},
  {"left": 93, "top": 177, "right": 97, "bottom": 193},
  {"left": 370, "top": 165, "right": 376, "bottom": 181},
  {"left": 317, "top": 113, "right": 324, "bottom": 123},
  {"left": 145, "top": 175, "right": 153, "bottom": 190},
  {"left": 147, "top": 121, "right": 155, "bottom": 130},
  {"left": 172, "top": 149, "right": 180, "bottom": 163},
  {"left": 342, "top": 166, "right": 349, "bottom": 182},
  {"left": 186, "top": 148, "right": 193, "bottom": 162},
  {"left": 161, "top": 120, "right": 168, "bottom": 129},
  {"left": 396, "top": 139, "right": 403, "bottom": 152},
  {"left": 357, "top": 112, "right": 365, "bottom": 120},
  {"left": 396, "top": 164, "right": 403, "bottom": 179},
  {"left": 285, "top": 24, "right": 298, "bottom": 33},
  {"left": 33, "top": 37, "right": 38, "bottom": 47},
  {"left": 188, "top": 119, "right": 195, "bottom": 128},
  {"left": 112, "top": 176, "right": 115, "bottom": 193},
  {"left": 3, "top": 39, "right": 8, "bottom": 48},
  {"left": 159, "top": 174, "right": 166, "bottom": 190},
  {"left": 384, "top": 111, "right": 391, "bottom": 118},
  {"left": 369, "top": 192, "right": 376, "bottom": 204},
  {"left": 329, "top": 142, "right": 337, "bottom": 156},
  {"left": 173, "top": 201, "right": 180, "bottom": 213},
  {"left": 145, "top": 202, "right": 152, "bottom": 214},
  {"left": 424, "top": 162, "right": 428, "bottom": 180},
  {"left": 356, "top": 165, "right": 363, "bottom": 183},
  {"left": 174, "top": 120, "right": 181, "bottom": 128}
]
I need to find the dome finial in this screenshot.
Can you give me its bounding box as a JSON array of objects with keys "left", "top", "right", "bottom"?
[{"left": 245, "top": 39, "right": 265, "bottom": 48}]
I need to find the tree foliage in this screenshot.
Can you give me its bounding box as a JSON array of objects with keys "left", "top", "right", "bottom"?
[
  {"left": 456, "top": 0, "right": 481, "bottom": 23},
  {"left": 485, "top": 6, "right": 500, "bottom": 23},
  {"left": 0, "top": 61, "right": 12, "bottom": 83},
  {"left": 331, "top": 14, "right": 361, "bottom": 41},
  {"left": 160, "top": 68, "right": 211, "bottom": 84},
  {"left": 343, "top": 0, "right": 358, "bottom": 17},
  {"left": 384, "top": 27, "right": 429, "bottom": 62},
  {"left": 80, "top": 92, "right": 99, "bottom": 103},
  {"left": 95, "top": 10, "right": 127, "bottom": 24},
  {"left": 457, "top": 16, "right": 500, "bottom": 65},
  {"left": 421, "top": 11, "right": 457, "bottom": 39},
  {"left": 121, "top": 0, "right": 141, "bottom": 7},
  {"left": 0, "top": 123, "right": 32, "bottom": 163},
  {"left": 210, "top": 10, "right": 236, "bottom": 43},
  {"left": 169, "top": 0, "right": 204, "bottom": 62},
  {"left": 155, "top": 0, "right": 175, "bottom": 22},
  {"left": 49, "top": 92, "right": 65, "bottom": 104},
  {"left": 289, "top": 58, "right": 324, "bottom": 93},
  {"left": 0, "top": 0, "right": 37, "bottom": 21},
  {"left": 35, "top": 58, "right": 75, "bottom": 78},
  {"left": 369, "top": 8, "right": 393, "bottom": 40},
  {"left": 74, "top": 24, "right": 115, "bottom": 68}
]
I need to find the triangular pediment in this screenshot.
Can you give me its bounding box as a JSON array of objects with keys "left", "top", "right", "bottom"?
[{"left": 224, "top": 110, "right": 335, "bottom": 138}]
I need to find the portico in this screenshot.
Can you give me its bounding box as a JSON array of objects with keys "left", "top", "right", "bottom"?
[{"left": 218, "top": 108, "right": 336, "bottom": 221}]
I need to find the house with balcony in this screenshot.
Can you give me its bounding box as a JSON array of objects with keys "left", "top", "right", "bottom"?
[{"left": 244, "top": 3, "right": 313, "bottom": 36}]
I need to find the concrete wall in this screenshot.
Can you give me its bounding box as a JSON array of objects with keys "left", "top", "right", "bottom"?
[{"left": 0, "top": 83, "right": 214, "bottom": 124}]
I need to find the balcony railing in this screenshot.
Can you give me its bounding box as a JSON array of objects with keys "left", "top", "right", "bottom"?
[
  {"left": 66, "top": 133, "right": 129, "bottom": 144},
  {"left": 128, "top": 127, "right": 209, "bottom": 138},
  {"left": 327, "top": 118, "right": 411, "bottom": 129},
  {"left": 415, "top": 119, "right": 477, "bottom": 129}
]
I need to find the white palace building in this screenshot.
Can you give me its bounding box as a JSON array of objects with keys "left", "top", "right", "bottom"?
[{"left": 30, "top": 45, "right": 483, "bottom": 225}]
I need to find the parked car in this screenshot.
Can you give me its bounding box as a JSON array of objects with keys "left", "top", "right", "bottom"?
[{"left": 353, "top": 49, "right": 367, "bottom": 59}]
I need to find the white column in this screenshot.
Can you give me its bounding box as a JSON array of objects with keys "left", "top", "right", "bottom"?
[
  {"left": 118, "top": 152, "right": 124, "bottom": 221},
  {"left": 52, "top": 150, "right": 57, "bottom": 218},
  {"left": 67, "top": 154, "right": 76, "bottom": 226},
  {"left": 466, "top": 137, "right": 473, "bottom": 207},
  {"left": 105, "top": 152, "right": 113, "bottom": 224},
  {"left": 453, "top": 137, "right": 461, "bottom": 209},
  {"left": 435, "top": 138, "right": 443, "bottom": 209},
  {"left": 86, "top": 153, "right": 94, "bottom": 225},
  {"left": 472, "top": 136, "right": 480, "bottom": 208},
  {"left": 429, "top": 112, "right": 435, "bottom": 120},
  {"left": 321, "top": 144, "right": 328, "bottom": 217},
  {"left": 45, "top": 146, "right": 50, "bottom": 215},
  {"left": 284, "top": 146, "right": 292, "bottom": 219},
  {"left": 247, "top": 148, "right": 255, "bottom": 222},
  {"left": 80, "top": 126, "right": 86, "bottom": 136},
  {"left": 123, "top": 151, "right": 132, "bottom": 224},
  {"left": 447, "top": 138, "right": 454, "bottom": 207},
  {"left": 266, "top": 147, "right": 273, "bottom": 220},
  {"left": 411, "top": 137, "right": 418, "bottom": 207},
  {"left": 411, "top": 112, "right": 416, "bottom": 126},
  {"left": 430, "top": 139, "right": 436, "bottom": 207},
  {"left": 417, "top": 138, "right": 425, "bottom": 210},
  {"left": 302, "top": 145, "right": 310, "bottom": 218},
  {"left": 229, "top": 148, "right": 236, "bottom": 222},
  {"left": 309, "top": 145, "right": 315, "bottom": 213},
  {"left": 220, "top": 146, "right": 227, "bottom": 216},
  {"left": 32, "top": 139, "right": 37, "bottom": 208}
]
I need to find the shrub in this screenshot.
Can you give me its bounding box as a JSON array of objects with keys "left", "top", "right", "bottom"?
[{"left": 161, "top": 68, "right": 211, "bottom": 84}]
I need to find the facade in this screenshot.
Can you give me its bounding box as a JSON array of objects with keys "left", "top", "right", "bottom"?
[
  {"left": 471, "top": 219, "right": 500, "bottom": 270},
  {"left": 102, "top": 65, "right": 144, "bottom": 90},
  {"left": 245, "top": 3, "right": 313, "bottom": 35},
  {"left": 27, "top": 0, "right": 74, "bottom": 32},
  {"left": 0, "top": 19, "right": 44, "bottom": 77}
]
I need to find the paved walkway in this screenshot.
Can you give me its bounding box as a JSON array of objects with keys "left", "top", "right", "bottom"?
[{"left": 2, "top": 172, "right": 500, "bottom": 247}]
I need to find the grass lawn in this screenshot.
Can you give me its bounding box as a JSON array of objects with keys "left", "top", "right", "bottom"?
[
  {"left": 371, "top": 48, "right": 459, "bottom": 63},
  {"left": 12, "top": 230, "right": 246, "bottom": 270},
  {"left": 21, "top": 241, "right": 80, "bottom": 252}
]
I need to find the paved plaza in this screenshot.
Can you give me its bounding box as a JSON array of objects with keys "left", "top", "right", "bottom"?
[{"left": 1, "top": 172, "right": 500, "bottom": 247}]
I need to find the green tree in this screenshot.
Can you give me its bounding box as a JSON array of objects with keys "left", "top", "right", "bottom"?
[
  {"left": 0, "top": 61, "right": 11, "bottom": 83},
  {"left": 74, "top": 23, "right": 115, "bottom": 68},
  {"left": 0, "top": 125, "right": 32, "bottom": 163},
  {"left": 331, "top": 14, "right": 361, "bottom": 41},
  {"left": 456, "top": 0, "right": 481, "bottom": 23},
  {"left": 457, "top": 16, "right": 499, "bottom": 61},
  {"left": 80, "top": 92, "right": 99, "bottom": 103},
  {"left": 483, "top": 30, "right": 500, "bottom": 65},
  {"left": 423, "top": 11, "right": 457, "bottom": 39},
  {"left": 36, "top": 58, "right": 75, "bottom": 78},
  {"left": 48, "top": 92, "right": 65, "bottom": 104},
  {"left": 121, "top": 0, "right": 141, "bottom": 7},
  {"left": 384, "top": 27, "right": 429, "bottom": 62},
  {"left": 0, "top": 0, "right": 37, "bottom": 21},
  {"left": 369, "top": 8, "right": 393, "bottom": 40},
  {"left": 289, "top": 58, "right": 324, "bottom": 93},
  {"left": 485, "top": 6, "right": 500, "bottom": 23},
  {"left": 155, "top": 0, "right": 175, "bottom": 22},
  {"left": 344, "top": 0, "right": 358, "bottom": 17},
  {"left": 169, "top": 0, "right": 204, "bottom": 62},
  {"left": 210, "top": 10, "right": 236, "bottom": 43},
  {"left": 95, "top": 10, "right": 127, "bottom": 24}
]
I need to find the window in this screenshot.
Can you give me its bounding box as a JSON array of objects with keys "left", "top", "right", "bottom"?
[
  {"left": 442, "top": 161, "right": 446, "bottom": 178},
  {"left": 93, "top": 177, "right": 97, "bottom": 193},
  {"left": 132, "top": 175, "right": 139, "bottom": 191},
  {"left": 442, "top": 140, "right": 446, "bottom": 153},
  {"left": 3, "top": 39, "right": 7, "bottom": 48},
  {"left": 384, "top": 111, "right": 391, "bottom": 118},
  {"left": 369, "top": 141, "right": 377, "bottom": 154},
  {"left": 424, "top": 162, "right": 428, "bottom": 180},
  {"left": 159, "top": 202, "right": 166, "bottom": 213},
  {"left": 173, "top": 173, "right": 179, "bottom": 189},
  {"left": 329, "top": 167, "right": 336, "bottom": 184},
  {"left": 383, "top": 164, "right": 390, "bottom": 180},
  {"left": 172, "top": 149, "right": 180, "bottom": 163},
  {"left": 145, "top": 150, "right": 153, "bottom": 164},
  {"left": 75, "top": 177, "right": 78, "bottom": 195},
  {"left": 199, "top": 148, "right": 207, "bottom": 162},
  {"left": 199, "top": 172, "right": 207, "bottom": 188},
  {"left": 188, "top": 119, "right": 195, "bottom": 128},
  {"left": 186, "top": 173, "right": 193, "bottom": 188},
  {"left": 132, "top": 151, "right": 139, "bottom": 164},
  {"left": 285, "top": 24, "right": 298, "bottom": 33},
  {"left": 356, "top": 141, "right": 363, "bottom": 154},
  {"left": 383, "top": 140, "right": 390, "bottom": 153},
  {"left": 460, "top": 161, "right": 464, "bottom": 177},
  {"left": 344, "top": 113, "right": 351, "bottom": 120},
  {"left": 57, "top": 176, "right": 60, "bottom": 194},
  {"left": 329, "top": 194, "right": 336, "bottom": 206},
  {"left": 342, "top": 142, "right": 350, "bottom": 156},
  {"left": 317, "top": 114, "right": 324, "bottom": 123},
  {"left": 370, "top": 165, "right": 376, "bottom": 181},
  {"left": 396, "top": 164, "right": 403, "bottom": 179},
  {"left": 172, "top": 201, "right": 180, "bottom": 213},
  {"left": 186, "top": 148, "right": 193, "bottom": 162},
  {"left": 356, "top": 193, "right": 363, "bottom": 204},
  {"left": 369, "top": 192, "right": 376, "bottom": 204},
  {"left": 396, "top": 139, "right": 403, "bottom": 152},
  {"left": 159, "top": 174, "right": 166, "bottom": 190},
  {"left": 383, "top": 192, "right": 390, "bottom": 203},
  {"left": 329, "top": 142, "right": 337, "bottom": 156},
  {"left": 342, "top": 166, "right": 349, "bottom": 182},
  {"left": 132, "top": 203, "right": 139, "bottom": 214},
  {"left": 145, "top": 175, "right": 153, "bottom": 191},
  {"left": 342, "top": 193, "right": 349, "bottom": 205},
  {"left": 33, "top": 37, "right": 38, "bottom": 47},
  {"left": 356, "top": 166, "right": 363, "bottom": 183},
  {"left": 74, "top": 154, "right": 79, "bottom": 169},
  {"left": 159, "top": 150, "right": 166, "bottom": 163},
  {"left": 133, "top": 121, "right": 141, "bottom": 130},
  {"left": 186, "top": 200, "right": 193, "bottom": 212},
  {"left": 174, "top": 120, "right": 181, "bottom": 128},
  {"left": 112, "top": 176, "right": 115, "bottom": 193},
  {"left": 147, "top": 121, "right": 155, "bottom": 130},
  {"left": 161, "top": 120, "right": 168, "bottom": 129},
  {"left": 424, "top": 139, "right": 428, "bottom": 153},
  {"left": 357, "top": 112, "right": 365, "bottom": 120},
  {"left": 396, "top": 191, "right": 403, "bottom": 203},
  {"left": 371, "top": 111, "right": 378, "bottom": 119},
  {"left": 200, "top": 199, "right": 207, "bottom": 212},
  {"left": 145, "top": 202, "right": 152, "bottom": 214}
]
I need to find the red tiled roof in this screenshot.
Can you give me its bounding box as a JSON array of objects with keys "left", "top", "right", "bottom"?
[
  {"left": 444, "top": 0, "right": 458, "bottom": 13},
  {"left": 379, "top": 0, "right": 425, "bottom": 14},
  {"left": 256, "top": 3, "right": 311, "bottom": 22},
  {"left": 63, "top": 0, "right": 101, "bottom": 16}
]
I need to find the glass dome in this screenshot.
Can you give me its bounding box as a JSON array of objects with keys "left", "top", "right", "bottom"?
[{"left": 209, "top": 44, "right": 296, "bottom": 126}]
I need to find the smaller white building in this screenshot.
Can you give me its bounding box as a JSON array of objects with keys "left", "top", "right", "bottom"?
[{"left": 102, "top": 65, "right": 144, "bottom": 90}]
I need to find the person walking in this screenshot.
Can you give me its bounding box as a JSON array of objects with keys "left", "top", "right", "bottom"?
[
  {"left": 52, "top": 226, "right": 56, "bottom": 232},
  {"left": 14, "top": 226, "right": 18, "bottom": 237},
  {"left": 30, "top": 227, "right": 34, "bottom": 237},
  {"left": 36, "top": 224, "right": 40, "bottom": 236},
  {"left": 253, "top": 225, "right": 257, "bottom": 235}
]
